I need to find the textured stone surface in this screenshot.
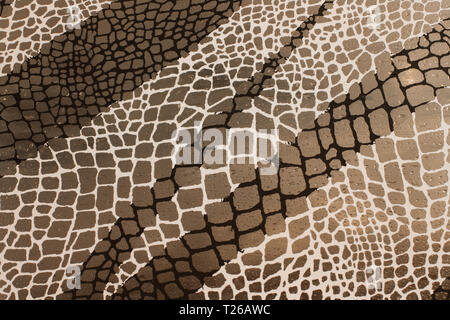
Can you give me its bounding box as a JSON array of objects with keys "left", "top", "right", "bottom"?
[
  {"left": 0, "top": 0, "right": 243, "bottom": 175},
  {"left": 0, "top": 0, "right": 449, "bottom": 301}
]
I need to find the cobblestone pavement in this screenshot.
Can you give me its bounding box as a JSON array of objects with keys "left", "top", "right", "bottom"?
[{"left": 0, "top": 0, "right": 449, "bottom": 300}]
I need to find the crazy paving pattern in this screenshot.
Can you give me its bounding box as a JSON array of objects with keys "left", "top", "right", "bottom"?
[
  {"left": 0, "top": 0, "right": 449, "bottom": 300},
  {"left": 0, "top": 0, "right": 112, "bottom": 76}
]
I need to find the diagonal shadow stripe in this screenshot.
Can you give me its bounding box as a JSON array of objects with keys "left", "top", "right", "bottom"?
[
  {"left": 432, "top": 277, "right": 450, "bottom": 300},
  {"left": 0, "top": 1, "right": 11, "bottom": 16},
  {"left": 103, "top": 19, "right": 449, "bottom": 300},
  {"left": 57, "top": 0, "right": 336, "bottom": 300},
  {"left": 0, "top": 0, "right": 114, "bottom": 76},
  {"left": 0, "top": 0, "right": 243, "bottom": 177}
]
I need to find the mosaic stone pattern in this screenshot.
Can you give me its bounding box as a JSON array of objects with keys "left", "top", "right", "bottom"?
[{"left": 0, "top": 0, "right": 449, "bottom": 300}]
